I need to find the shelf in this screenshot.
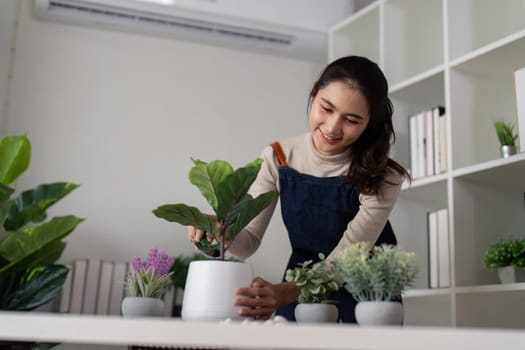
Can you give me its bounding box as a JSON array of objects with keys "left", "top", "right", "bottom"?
[
  {"left": 328, "top": 3, "right": 379, "bottom": 62},
  {"left": 452, "top": 153, "right": 525, "bottom": 189},
  {"left": 383, "top": 0, "right": 444, "bottom": 85},
  {"left": 456, "top": 282, "right": 525, "bottom": 295},
  {"left": 330, "top": 0, "right": 525, "bottom": 329},
  {"left": 405, "top": 288, "right": 451, "bottom": 298},
  {"left": 447, "top": 0, "right": 525, "bottom": 61}
]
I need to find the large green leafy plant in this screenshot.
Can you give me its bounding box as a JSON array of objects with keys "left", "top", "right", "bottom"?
[
  {"left": 0, "top": 134, "right": 83, "bottom": 311},
  {"left": 153, "top": 158, "right": 277, "bottom": 260}
]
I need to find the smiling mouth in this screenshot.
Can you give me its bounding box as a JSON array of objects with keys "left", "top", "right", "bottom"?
[{"left": 318, "top": 129, "right": 341, "bottom": 143}]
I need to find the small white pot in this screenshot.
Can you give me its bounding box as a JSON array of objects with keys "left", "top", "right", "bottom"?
[
  {"left": 121, "top": 296, "right": 165, "bottom": 317},
  {"left": 181, "top": 260, "right": 253, "bottom": 322},
  {"left": 294, "top": 303, "right": 338, "bottom": 323},
  {"left": 497, "top": 266, "right": 525, "bottom": 284},
  {"left": 355, "top": 301, "right": 404, "bottom": 326}
]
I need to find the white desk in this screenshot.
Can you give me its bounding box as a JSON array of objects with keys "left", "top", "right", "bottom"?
[{"left": 1, "top": 311, "right": 524, "bottom": 350}]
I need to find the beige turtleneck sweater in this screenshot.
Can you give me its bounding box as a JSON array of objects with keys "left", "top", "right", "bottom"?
[{"left": 228, "top": 133, "right": 403, "bottom": 262}]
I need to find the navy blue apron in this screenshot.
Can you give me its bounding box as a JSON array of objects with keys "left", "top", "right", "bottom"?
[{"left": 270, "top": 142, "right": 397, "bottom": 323}]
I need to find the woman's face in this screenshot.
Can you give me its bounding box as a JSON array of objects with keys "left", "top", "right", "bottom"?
[{"left": 309, "top": 80, "right": 370, "bottom": 155}]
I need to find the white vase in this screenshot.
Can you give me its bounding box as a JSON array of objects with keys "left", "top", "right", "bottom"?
[
  {"left": 294, "top": 303, "right": 338, "bottom": 323},
  {"left": 354, "top": 301, "right": 404, "bottom": 326},
  {"left": 121, "top": 296, "right": 165, "bottom": 317},
  {"left": 181, "top": 260, "right": 254, "bottom": 321},
  {"left": 497, "top": 266, "right": 525, "bottom": 284}
]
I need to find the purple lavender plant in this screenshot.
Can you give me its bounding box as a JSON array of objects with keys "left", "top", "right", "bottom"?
[{"left": 127, "top": 247, "right": 175, "bottom": 298}]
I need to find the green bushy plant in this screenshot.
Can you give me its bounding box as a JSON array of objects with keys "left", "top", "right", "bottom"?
[
  {"left": 285, "top": 253, "right": 339, "bottom": 304},
  {"left": 153, "top": 158, "right": 277, "bottom": 260},
  {"left": 0, "top": 134, "right": 83, "bottom": 311},
  {"left": 335, "top": 242, "right": 419, "bottom": 302},
  {"left": 494, "top": 120, "right": 518, "bottom": 146},
  {"left": 483, "top": 237, "right": 525, "bottom": 269}
]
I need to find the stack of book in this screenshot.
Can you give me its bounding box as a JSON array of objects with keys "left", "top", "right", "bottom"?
[
  {"left": 427, "top": 208, "right": 450, "bottom": 289},
  {"left": 409, "top": 106, "right": 447, "bottom": 179}
]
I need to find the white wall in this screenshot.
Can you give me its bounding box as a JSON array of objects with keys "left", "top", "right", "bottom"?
[
  {"left": 0, "top": 1, "right": 17, "bottom": 135},
  {"left": 3, "top": 0, "right": 324, "bottom": 283}
]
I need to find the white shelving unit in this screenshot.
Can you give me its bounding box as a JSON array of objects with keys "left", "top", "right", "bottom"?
[{"left": 329, "top": 0, "right": 525, "bottom": 329}]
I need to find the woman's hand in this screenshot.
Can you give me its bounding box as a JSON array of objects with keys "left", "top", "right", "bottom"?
[
  {"left": 234, "top": 277, "right": 277, "bottom": 320},
  {"left": 187, "top": 214, "right": 218, "bottom": 245}
]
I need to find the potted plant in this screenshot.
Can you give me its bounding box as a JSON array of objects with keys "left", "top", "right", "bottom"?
[
  {"left": 334, "top": 242, "right": 419, "bottom": 326},
  {"left": 153, "top": 158, "right": 277, "bottom": 321},
  {"left": 169, "top": 252, "right": 208, "bottom": 316},
  {"left": 122, "top": 246, "right": 175, "bottom": 317},
  {"left": 494, "top": 120, "right": 518, "bottom": 158},
  {"left": 285, "top": 253, "right": 339, "bottom": 323},
  {"left": 482, "top": 237, "right": 525, "bottom": 284},
  {"left": 0, "top": 134, "right": 83, "bottom": 349}
]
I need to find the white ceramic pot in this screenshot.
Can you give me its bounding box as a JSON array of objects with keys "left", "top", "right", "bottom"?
[
  {"left": 181, "top": 260, "right": 253, "bottom": 321},
  {"left": 121, "top": 296, "right": 165, "bottom": 317},
  {"left": 355, "top": 301, "right": 404, "bottom": 326},
  {"left": 497, "top": 266, "right": 525, "bottom": 284},
  {"left": 294, "top": 303, "right": 338, "bottom": 323}
]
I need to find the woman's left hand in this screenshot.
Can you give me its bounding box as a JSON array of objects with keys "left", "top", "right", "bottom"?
[{"left": 234, "top": 277, "right": 277, "bottom": 320}]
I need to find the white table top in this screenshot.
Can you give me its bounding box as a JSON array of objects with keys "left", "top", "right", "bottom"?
[{"left": 1, "top": 311, "right": 525, "bottom": 350}]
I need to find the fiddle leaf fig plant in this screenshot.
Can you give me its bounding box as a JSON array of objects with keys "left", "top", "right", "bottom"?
[
  {"left": 153, "top": 158, "right": 277, "bottom": 260},
  {"left": 0, "top": 134, "right": 84, "bottom": 312}
]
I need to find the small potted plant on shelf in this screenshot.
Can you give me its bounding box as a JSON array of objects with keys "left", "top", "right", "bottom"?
[
  {"left": 121, "top": 246, "right": 175, "bottom": 317},
  {"left": 285, "top": 253, "right": 340, "bottom": 323},
  {"left": 493, "top": 120, "right": 518, "bottom": 158},
  {"left": 482, "top": 237, "right": 525, "bottom": 284},
  {"left": 334, "top": 242, "right": 419, "bottom": 326},
  {"left": 153, "top": 158, "right": 278, "bottom": 321}
]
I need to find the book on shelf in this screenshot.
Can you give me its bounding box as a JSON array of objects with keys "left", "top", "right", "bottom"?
[
  {"left": 69, "top": 259, "right": 87, "bottom": 314},
  {"left": 408, "top": 106, "right": 447, "bottom": 179},
  {"left": 427, "top": 211, "right": 439, "bottom": 289},
  {"left": 427, "top": 208, "right": 450, "bottom": 288},
  {"left": 82, "top": 259, "right": 101, "bottom": 314},
  {"left": 437, "top": 208, "right": 450, "bottom": 288},
  {"left": 96, "top": 261, "right": 114, "bottom": 315},
  {"left": 108, "top": 261, "right": 128, "bottom": 315},
  {"left": 514, "top": 66, "right": 525, "bottom": 153}
]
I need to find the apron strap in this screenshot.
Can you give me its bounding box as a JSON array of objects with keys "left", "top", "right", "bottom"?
[{"left": 270, "top": 141, "right": 287, "bottom": 166}]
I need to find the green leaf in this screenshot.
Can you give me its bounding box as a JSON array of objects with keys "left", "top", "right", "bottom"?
[
  {"left": 0, "top": 182, "right": 14, "bottom": 201},
  {"left": 4, "top": 182, "right": 79, "bottom": 231},
  {"left": 0, "top": 198, "right": 14, "bottom": 228},
  {"left": 215, "top": 158, "right": 263, "bottom": 222},
  {"left": 152, "top": 204, "right": 218, "bottom": 235},
  {"left": 2, "top": 265, "right": 69, "bottom": 311},
  {"left": 0, "top": 134, "right": 31, "bottom": 185},
  {"left": 0, "top": 216, "right": 83, "bottom": 278},
  {"left": 189, "top": 159, "right": 233, "bottom": 212},
  {"left": 227, "top": 191, "right": 277, "bottom": 240}
]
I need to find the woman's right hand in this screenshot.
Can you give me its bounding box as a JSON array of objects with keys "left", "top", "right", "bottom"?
[{"left": 187, "top": 214, "right": 218, "bottom": 245}]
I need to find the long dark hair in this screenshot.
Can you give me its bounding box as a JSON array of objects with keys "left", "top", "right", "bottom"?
[{"left": 309, "top": 56, "right": 410, "bottom": 196}]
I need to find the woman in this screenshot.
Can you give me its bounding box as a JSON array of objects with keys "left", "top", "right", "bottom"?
[{"left": 189, "top": 55, "right": 410, "bottom": 322}]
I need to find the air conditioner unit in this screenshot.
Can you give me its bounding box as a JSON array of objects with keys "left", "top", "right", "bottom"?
[{"left": 33, "top": 0, "right": 328, "bottom": 62}]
